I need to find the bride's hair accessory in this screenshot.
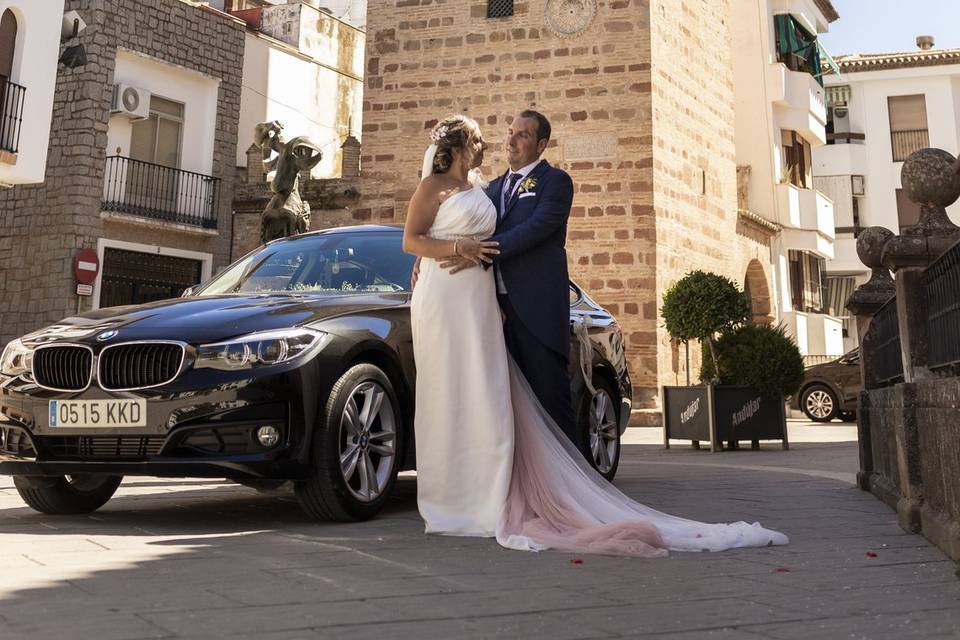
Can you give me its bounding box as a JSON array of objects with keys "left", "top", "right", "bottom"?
[{"left": 427, "top": 115, "right": 481, "bottom": 175}]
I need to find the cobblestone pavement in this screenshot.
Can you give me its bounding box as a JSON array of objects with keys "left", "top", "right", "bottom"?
[{"left": 1, "top": 422, "right": 957, "bottom": 639}]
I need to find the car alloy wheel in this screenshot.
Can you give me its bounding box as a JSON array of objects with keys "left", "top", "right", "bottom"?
[
  {"left": 804, "top": 388, "right": 835, "bottom": 421},
  {"left": 338, "top": 380, "right": 397, "bottom": 503},
  {"left": 589, "top": 388, "right": 619, "bottom": 475}
]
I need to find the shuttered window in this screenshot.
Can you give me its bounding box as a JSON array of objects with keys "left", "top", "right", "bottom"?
[{"left": 888, "top": 95, "right": 929, "bottom": 161}]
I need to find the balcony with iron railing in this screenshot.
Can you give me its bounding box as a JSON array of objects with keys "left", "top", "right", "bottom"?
[
  {"left": 0, "top": 78, "right": 26, "bottom": 156},
  {"left": 102, "top": 156, "right": 220, "bottom": 229}
]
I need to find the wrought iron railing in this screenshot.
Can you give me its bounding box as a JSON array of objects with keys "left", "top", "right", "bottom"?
[
  {"left": 891, "top": 129, "right": 929, "bottom": 162},
  {"left": 926, "top": 240, "right": 960, "bottom": 370},
  {"left": 871, "top": 297, "right": 904, "bottom": 386},
  {"left": 0, "top": 79, "right": 26, "bottom": 154},
  {"left": 102, "top": 156, "right": 219, "bottom": 229}
]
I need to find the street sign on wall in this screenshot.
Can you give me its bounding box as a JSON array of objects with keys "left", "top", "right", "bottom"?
[{"left": 73, "top": 249, "right": 100, "bottom": 285}]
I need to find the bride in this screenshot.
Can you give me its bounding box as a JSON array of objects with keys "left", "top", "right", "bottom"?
[{"left": 402, "top": 114, "right": 788, "bottom": 556}]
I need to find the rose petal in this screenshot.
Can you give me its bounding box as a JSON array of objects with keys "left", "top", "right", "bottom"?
[
  {"left": 866, "top": 551, "right": 878, "bottom": 558},
  {"left": 570, "top": 559, "right": 584, "bottom": 565},
  {"left": 774, "top": 567, "right": 791, "bottom": 573}
]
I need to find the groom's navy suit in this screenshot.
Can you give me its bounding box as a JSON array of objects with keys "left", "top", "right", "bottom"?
[{"left": 485, "top": 159, "right": 579, "bottom": 450}]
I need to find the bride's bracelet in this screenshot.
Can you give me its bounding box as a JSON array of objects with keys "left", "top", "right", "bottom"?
[{"left": 453, "top": 239, "right": 461, "bottom": 257}]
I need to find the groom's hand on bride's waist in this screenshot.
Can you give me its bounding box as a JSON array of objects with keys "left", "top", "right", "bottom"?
[{"left": 438, "top": 256, "right": 477, "bottom": 274}]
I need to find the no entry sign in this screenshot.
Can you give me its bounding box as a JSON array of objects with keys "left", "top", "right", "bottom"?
[{"left": 73, "top": 249, "right": 100, "bottom": 285}]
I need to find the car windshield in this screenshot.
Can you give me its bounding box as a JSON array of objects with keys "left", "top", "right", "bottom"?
[{"left": 196, "top": 231, "right": 415, "bottom": 296}]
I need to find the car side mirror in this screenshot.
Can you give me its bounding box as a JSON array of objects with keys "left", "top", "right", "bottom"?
[{"left": 181, "top": 285, "right": 197, "bottom": 298}]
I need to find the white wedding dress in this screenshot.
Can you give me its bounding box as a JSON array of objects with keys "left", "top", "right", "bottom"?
[{"left": 410, "top": 180, "right": 789, "bottom": 557}]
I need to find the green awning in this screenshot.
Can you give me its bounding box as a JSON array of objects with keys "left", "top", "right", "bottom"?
[
  {"left": 817, "top": 40, "right": 842, "bottom": 79},
  {"left": 774, "top": 13, "right": 831, "bottom": 87}
]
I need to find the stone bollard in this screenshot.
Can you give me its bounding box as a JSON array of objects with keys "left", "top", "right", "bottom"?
[
  {"left": 882, "top": 148, "right": 960, "bottom": 381},
  {"left": 846, "top": 226, "right": 895, "bottom": 492}
]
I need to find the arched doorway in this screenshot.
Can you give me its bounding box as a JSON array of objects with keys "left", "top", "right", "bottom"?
[
  {"left": 0, "top": 9, "right": 17, "bottom": 144},
  {"left": 0, "top": 10, "right": 16, "bottom": 83},
  {"left": 744, "top": 259, "right": 773, "bottom": 326}
]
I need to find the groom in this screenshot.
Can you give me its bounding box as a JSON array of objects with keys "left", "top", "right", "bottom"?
[{"left": 443, "top": 110, "right": 579, "bottom": 452}]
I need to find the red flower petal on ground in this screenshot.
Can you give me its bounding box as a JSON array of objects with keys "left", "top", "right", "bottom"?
[
  {"left": 866, "top": 551, "right": 878, "bottom": 558},
  {"left": 774, "top": 567, "right": 791, "bottom": 572},
  {"left": 570, "top": 559, "right": 584, "bottom": 565}
]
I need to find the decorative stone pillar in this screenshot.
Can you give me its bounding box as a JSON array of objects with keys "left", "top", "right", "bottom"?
[
  {"left": 341, "top": 135, "right": 361, "bottom": 178},
  {"left": 245, "top": 143, "right": 265, "bottom": 184},
  {"left": 882, "top": 148, "right": 960, "bottom": 382},
  {"left": 847, "top": 226, "right": 895, "bottom": 492}
]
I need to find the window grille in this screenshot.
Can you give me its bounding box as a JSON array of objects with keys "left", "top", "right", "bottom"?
[{"left": 487, "top": 0, "right": 513, "bottom": 18}]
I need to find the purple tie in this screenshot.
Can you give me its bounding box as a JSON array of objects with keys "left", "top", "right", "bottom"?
[{"left": 502, "top": 172, "right": 522, "bottom": 217}]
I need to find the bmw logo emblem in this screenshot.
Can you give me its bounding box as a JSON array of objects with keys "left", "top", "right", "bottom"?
[{"left": 96, "top": 330, "right": 119, "bottom": 342}]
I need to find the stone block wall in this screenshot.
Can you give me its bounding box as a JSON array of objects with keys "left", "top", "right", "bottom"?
[
  {"left": 0, "top": 0, "right": 244, "bottom": 346},
  {"left": 861, "top": 379, "right": 960, "bottom": 559}
]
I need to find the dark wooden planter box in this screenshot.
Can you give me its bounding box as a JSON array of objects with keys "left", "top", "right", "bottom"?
[{"left": 662, "top": 385, "right": 789, "bottom": 451}]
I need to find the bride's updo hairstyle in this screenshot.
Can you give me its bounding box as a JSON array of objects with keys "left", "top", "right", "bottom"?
[{"left": 430, "top": 115, "right": 480, "bottom": 174}]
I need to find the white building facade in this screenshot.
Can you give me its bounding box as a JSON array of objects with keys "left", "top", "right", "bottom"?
[
  {"left": 236, "top": 1, "right": 365, "bottom": 180},
  {"left": 814, "top": 46, "right": 960, "bottom": 352},
  {"left": 0, "top": 0, "right": 66, "bottom": 187},
  {"left": 732, "top": 0, "right": 844, "bottom": 360}
]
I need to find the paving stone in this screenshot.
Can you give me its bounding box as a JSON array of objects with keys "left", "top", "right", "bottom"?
[{"left": 0, "top": 440, "right": 958, "bottom": 639}]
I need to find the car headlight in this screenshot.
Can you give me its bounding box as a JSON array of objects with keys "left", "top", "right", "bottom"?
[
  {"left": 194, "top": 328, "right": 330, "bottom": 371},
  {"left": 0, "top": 339, "right": 34, "bottom": 377}
]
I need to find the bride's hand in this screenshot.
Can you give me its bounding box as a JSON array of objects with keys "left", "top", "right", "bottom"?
[{"left": 456, "top": 239, "right": 499, "bottom": 264}]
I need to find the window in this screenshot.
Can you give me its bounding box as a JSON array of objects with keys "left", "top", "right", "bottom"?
[
  {"left": 789, "top": 250, "right": 826, "bottom": 314},
  {"left": 888, "top": 94, "right": 929, "bottom": 162},
  {"left": 781, "top": 130, "right": 811, "bottom": 188},
  {"left": 896, "top": 188, "right": 922, "bottom": 232},
  {"left": 127, "top": 96, "right": 184, "bottom": 210},
  {"left": 198, "top": 232, "right": 416, "bottom": 295},
  {"left": 773, "top": 14, "right": 823, "bottom": 83},
  {"left": 130, "top": 96, "right": 184, "bottom": 168},
  {"left": 487, "top": 0, "right": 514, "bottom": 18}
]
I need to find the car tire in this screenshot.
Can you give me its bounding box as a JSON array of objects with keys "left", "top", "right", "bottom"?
[
  {"left": 801, "top": 385, "right": 839, "bottom": 422},
  {"left": 296, "top": 363, "right": 403, "bottom": 522},
  {"left": 577, "top": 375, "right": 621, "bottom": 482},
  {"left": 13, "top": 474, "right": 123, "bottom": 514}
]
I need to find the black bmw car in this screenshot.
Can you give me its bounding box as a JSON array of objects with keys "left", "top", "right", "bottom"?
[{"left": 0, "top": 225, "right": 632, "bottom": 521}]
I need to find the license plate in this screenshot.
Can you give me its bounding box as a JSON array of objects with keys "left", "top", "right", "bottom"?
[{"left": 48, "top": 399, "right": 147, "bottom": 428}]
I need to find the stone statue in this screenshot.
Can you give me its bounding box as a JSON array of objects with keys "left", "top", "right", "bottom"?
[{"left": 253, "top": 121, "right": 323, "bottom": 243}]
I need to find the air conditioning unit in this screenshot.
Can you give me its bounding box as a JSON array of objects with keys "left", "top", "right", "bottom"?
[{"left": 111, "top": 84, "right": 150, "bottom": 120}]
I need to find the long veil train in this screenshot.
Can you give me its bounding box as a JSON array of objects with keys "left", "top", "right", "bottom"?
[{"left": 495, "top": 357, "right": 789, "bottom": 557}]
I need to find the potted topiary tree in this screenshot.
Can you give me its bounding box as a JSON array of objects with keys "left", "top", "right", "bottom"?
[
  {"left": 660, "top": 271, "right": 800, "bottom": 451},
  {"left": 700, "top": 324, "right": 804, "bottom": 450}
]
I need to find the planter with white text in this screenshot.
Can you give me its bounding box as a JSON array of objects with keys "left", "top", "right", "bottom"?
[{"left": 663, "top": 385, "right": 788, "bottom": 452}]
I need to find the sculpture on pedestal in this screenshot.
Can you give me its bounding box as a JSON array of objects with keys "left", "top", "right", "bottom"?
[{"left": 253, "top": 121, "right": 323, "bottom": 244}]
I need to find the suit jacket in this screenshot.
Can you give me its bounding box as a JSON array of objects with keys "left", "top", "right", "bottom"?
[{"left": 485, "top": 159, "right": 573, "bottom": 359}]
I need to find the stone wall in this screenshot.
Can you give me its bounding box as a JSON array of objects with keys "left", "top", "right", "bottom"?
[
  {"left": 860, "top": 380, "right": 960, "bottom": 559},
  {"left": 0, "top": 0, "right": 244, "bottom": 346},
  {"left": 358, "top": 0, "right": 755, "bottom": 406}
]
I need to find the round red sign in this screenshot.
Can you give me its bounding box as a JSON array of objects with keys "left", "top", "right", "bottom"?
[{"left": 73, "top": 248, "right": 100, "bottom": 285}]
